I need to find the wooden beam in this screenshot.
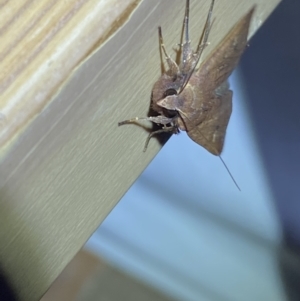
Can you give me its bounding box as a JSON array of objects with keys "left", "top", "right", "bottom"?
[{"left": 0, "top": 0, "right": 280, "bottom": 300}]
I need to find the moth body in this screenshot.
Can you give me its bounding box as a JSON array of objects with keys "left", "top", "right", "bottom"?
[{"left": 118, "top": 0, "right": 254, "bottom": 156}]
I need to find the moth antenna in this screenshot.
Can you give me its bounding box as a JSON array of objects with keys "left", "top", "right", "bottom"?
[
  {"left": 178, "top": 0, "right": 215, "bottom": 94},
  {"left": 158, "top": 26, "right": 179, "bottom": 75},
  {"left": 196, "top": 0, "right": 215, "bottom": 56},
  {"left": 176, "top": 107, "right": 240, "bottom": 191}
]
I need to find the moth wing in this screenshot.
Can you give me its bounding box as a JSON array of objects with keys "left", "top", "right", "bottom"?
[
  {"left": 187, "top": 8, "right": 254, "bottom": 155},
  {"left": 187, "top": 84, "right": 232, "bottom": 155},
  {"left": 196, "top": 8, "right": 254, "bottom": 91}
]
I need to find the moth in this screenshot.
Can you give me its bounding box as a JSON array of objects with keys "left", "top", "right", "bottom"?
[{"left": 119, "top": 0, "right": 254, "bottom": 156}]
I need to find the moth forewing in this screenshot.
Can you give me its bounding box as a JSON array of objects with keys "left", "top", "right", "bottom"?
[
  {"left": 184, "top": 84, "right": 233, "bottom": 155},
  {"left": 186, "top": 8, "right": 255, "bottom": 155},
  {"left": 196, "top": 7, "right": 255, "bottom": 92}
]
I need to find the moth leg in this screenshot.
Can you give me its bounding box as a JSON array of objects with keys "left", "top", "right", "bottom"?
[
  {"left": 181, "top": 0, "right": 193, "bottom": 72},
  {"left": 178, "top": 0, "right": 214, "bottom": 93},
  {"left": 119, "top": 116, "right": 177, "bottom": 151},
  {"left": 158, "top": 27, "right": 179, "bottom": 75},
  {"left": 143, "top": 126, "right": 177, "bottom": 152},
  {"left": 194, "top": 0, "right": 214, "bottom": 61},
  {"left": 118, "top": 115, "right": 174, "bottom": 126}
]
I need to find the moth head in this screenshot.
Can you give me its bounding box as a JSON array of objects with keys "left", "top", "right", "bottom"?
[
  {"left": 151, "top": 74, "right": 184, "bottom": 115},
  {"left": 157, "top": 94, "right": 182, "bottom": 112}
]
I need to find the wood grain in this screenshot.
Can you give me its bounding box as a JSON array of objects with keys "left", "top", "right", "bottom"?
[
  {"left": 0, "top": 0, "right": 140, "bottom": 148},
  {"left": 0, "top": 0, "right": 280, "bottom": 300}
]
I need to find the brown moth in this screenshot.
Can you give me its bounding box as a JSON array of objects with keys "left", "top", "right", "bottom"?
[{"left": 119, "top": 0, "right": 254, "bottom": 156}]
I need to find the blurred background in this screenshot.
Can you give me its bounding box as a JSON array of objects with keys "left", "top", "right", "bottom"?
[{"left": 42, "top": 0, "right": 300, "bottom": 300}]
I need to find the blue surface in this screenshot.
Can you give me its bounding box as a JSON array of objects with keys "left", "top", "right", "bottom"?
[{"left": 86, "top": 70, "right": 284, "bottom": 301}]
